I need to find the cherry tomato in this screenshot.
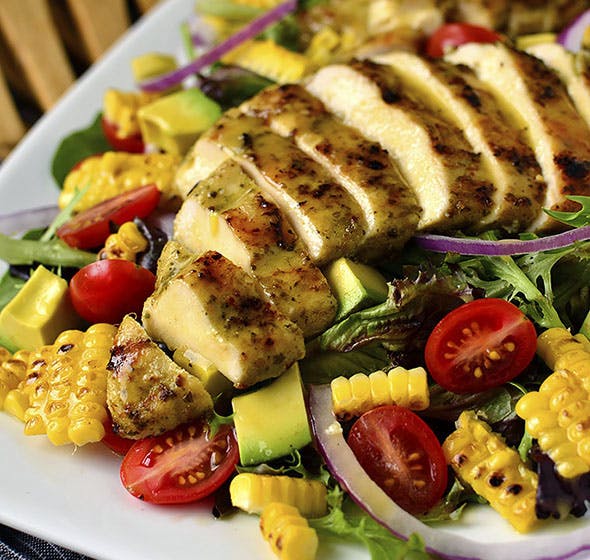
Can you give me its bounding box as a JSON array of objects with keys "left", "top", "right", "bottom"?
[
  {"left": 69, "top": 259, "right": 156, "bottom": 324},
  {"left": 425, "top": 23, "right": 502, "bottom": 58},
  {"left": 347, "top": 405, "right": 447, "bottom": 515},
  {"left": 101, "top": 116, "right": 145, "bottom": 153},
  {"left": 57, "top": 184, "right": 161, "bottom": 249},
  {"left": 424, "top": 298, "right": 537, "bottom": 394},
  {"left": 102, "top": 414, "right": 134, "bottom": 455},
  {"left": 120, "top": 421, "right": 239, "bottom": 504}
]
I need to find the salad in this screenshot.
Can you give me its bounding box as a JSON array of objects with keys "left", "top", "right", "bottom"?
[{"left": 2, "top": 1, "right": 590, "bottom": 560}]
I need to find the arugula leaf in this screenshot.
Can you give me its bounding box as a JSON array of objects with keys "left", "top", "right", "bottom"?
[
  {"left": 0, "top": 271, "right": 25, "bottom": 312},
  {"left": 236, "top": 449, "right": 316, "bottom": 478},
  {"left": 419, "top": 478, "right": 482, "bottom": 523},
  {"left": 543, "top": 195, "right": 590, "bottom": 227},
  {"left": 51, "top": 113, "right": 110, "bottom": 187}
]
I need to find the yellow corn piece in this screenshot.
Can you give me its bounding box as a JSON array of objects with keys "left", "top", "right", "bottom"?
[
  {"left": 443, "top": 411, "right": 539, "bottom": 533},
  {"left": 99, "top": 221, "right": 148, "bottom": 261},
  {"left": 260, "top": 503, "right": 318, "bottom": 560},
  {"left": 103, "top": 89, "right": 161, "bottom": 139},
  {"left": 230, "top": 473, "right": 327, "bottom": 518},
  {"left": 0, "top": 349, "right": 29, "bottom": 409},
  {"left": 516, "top": 368, "right": 590, "bottom": 478},
  {"left": 3, "top": 324, "right": 117, "bottom": 446},
  {"left": 305, "top": 27, "right": 341, "bottom": 69},
  {"left": 221, "top": 40, "right": 308, "bottom": 84},
  {"left": 331, "top": 366, "right": 429, "bottom": 420},
  {"left": 536, "top": 328, "right": 590, "bottom": 370},
  {"left": 58, "top": 151, "right": 180, "bottom": 211},
  {"left": 234, "top": 0, "right": 283, "bottom": 7}
]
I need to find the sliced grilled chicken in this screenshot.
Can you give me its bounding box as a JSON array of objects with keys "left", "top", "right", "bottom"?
[
  {"left": 107, "top": 315, "right": 213, "bottom": 439},
  {"left": 142, "top": 250, "right": 305, "bottom": 388},
  {"left": 204, "top": 109, "right": 366, "bottom": 265},
  {"left": 526, "top": 42, "right": 590, "bottom": 127},
  {"left": 447, "top": 43, "right": 590, "bottom": 231},
  {"left": 241, "top": 84, "right": 421, "bottom": 260},
  {"left": 174, "top": 160, "right": 337, "bottom": 337},
  {"left": 375, "top": 51, "right": 545, "bottom": 232},
  {"left": 306, "top": 60, "right": 495, "bottom": 232},
  {"left": 154, "top": 239, "right": 195, "bottom": 291}
]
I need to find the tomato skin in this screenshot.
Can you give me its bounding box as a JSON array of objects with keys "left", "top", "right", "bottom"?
[
  {"left": 101, "top": 116, "right": 145, "bottom": 153},
  {"left": 425, "top": 23, "right": 502, "bottom": 57},
  {"left": 120, "top": 422, "right": 239, "bottom": 504},
  {"left": 57, "top": 184, "right": 161, "bottom": 249},
  {"left": 102, "top": 415, "right": 134, "bottom": 455},
  {"left": 424, "top": 298, "right": 537, "bottom": 394},
  {"left": 69, "top": 259, "right": 156, "bottom": 324},
  {"left": 347, "top": 405, "right": 447, "bottom": 515}
]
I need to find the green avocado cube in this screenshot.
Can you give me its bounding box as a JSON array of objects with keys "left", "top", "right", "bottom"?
[
  {"left": 324, "top": 257, "right": 388, "bottom": 320},
  {"left": 232, "top": 363, "right": 311, "bottom": 466},
  {"left": 0, "top": 265, "right": 82, "bottom": 352}
]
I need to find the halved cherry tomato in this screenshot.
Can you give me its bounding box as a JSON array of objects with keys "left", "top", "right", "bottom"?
[
  {"left": 101, "top": 116, "right": 145, "bottom": 153},
  {"left": 120, "top": 421, "right": 239, "bottom": 504},
  {"left": 424, "top": 298, "right": 537, "bottom": 394},
  {"left": 102, "top": 414, "right": 134, "bottom": 456},
  {"left": 425, "top": 23, "right": 502, "bottom": 58},
  {"left": 57, "top": 184, "right": 161, "bottom": 249},
  {"left": 347, "top": 405, "right": 447, "bottom": 515},
  {"left": 69, "top": 259, "right": 156, "bottom": 324}
]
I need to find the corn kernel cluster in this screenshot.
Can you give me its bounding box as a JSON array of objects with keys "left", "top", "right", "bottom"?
[
  {"left": 0, "top": 349, "right": 29, "bottom": 409},
  {"left": 99, "top": 221, "right": 148, "bottom": 261},
  {"left": 443, "top": 410, "right": 539, "bottom": 533},
  {"left": 331, "top": 366, "right": 429, "bottom": 420},
  {"left": 3, "top": 324, "right": 117, "bottom": 446},
  {"left": 103, "top": 89, "right": 160, "bottom": 138},
  {"left": 260, "top": 503, "right": 318, "bottom": 560}
]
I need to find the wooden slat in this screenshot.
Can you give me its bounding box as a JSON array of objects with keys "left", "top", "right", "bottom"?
[
  {"left": 0, "top": 63, "right": 25, "bottom": 159},
  {"left": 67, "top": 0, "right": 131, "bottom": 62},
  {"left": 135, "top": 0, "right": 162, "bottom": 14},
  {"left": 0, "top": 0, "right": 75, "bottom": 111}
]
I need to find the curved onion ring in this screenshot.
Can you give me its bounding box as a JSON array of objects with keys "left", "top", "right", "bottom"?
[
  {"left": 308, "top": 384, "right": 590, "bottom": 560},
  {"left": 558, "top": 9, "right": 590, "bottom": 52}
]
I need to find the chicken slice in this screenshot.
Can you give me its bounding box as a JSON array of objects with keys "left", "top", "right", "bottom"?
[
  {"left": 107, "top": 315, "right": 213, "bottom": 439},
  {"left": 174, "top": 160, "right": 337, "bottom": 337},
  {"left": 447, "top": 43, "right": 590, "bottom": 231},
  {"left": 203, "top": 109, "right": 366, "bottom": 265},
  {"left": 240, "top": 84, "right": 421, "bottom": 260},
  {"left": 142, "top": 250, "right": 305, "bottom": 388},
  {"left": 375, "top": 51, "right": 545, "bottom": 232},
  {"left": 306, "top": 60, "right": 495, "bottom": 232}
]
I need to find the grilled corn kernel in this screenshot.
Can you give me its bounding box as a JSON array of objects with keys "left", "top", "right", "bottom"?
[
  {"left": 536, "top": 328, "right": 589, "bottom": 370},
  {"left": 230, "top": 474, "right": 327, "bottom": 518},
  {"left": 0, "top": 349, "right": 29, "bottom": 409},
  {"left": 305, "top": 27, "right": 341, "bottom": 69},
  {"left": 58, "top": 151, "right": 179, "bottom": 211},
  {"left": 516, "top": 368, "right": 590, "bottom": 478},
  {"left": 99, "top": 221, "right": 148, "bottom": 261},
  {"left": 4, "top": 325, "right": 116, "bottom": 446},
  {"left": 260, "top": 503, "right": 318, "bottom": 560},
  {"left": 331, "top": 366, "right": 429, "bottom": 420},
  {"left": 103, "top": 89, "right": 160, "bottom": 138},
  {"left": 221, "top": 40, "right": 308, "bottom": 84},
  {"left": 443, "top": 411, "right": 538, "bottom": 533}
]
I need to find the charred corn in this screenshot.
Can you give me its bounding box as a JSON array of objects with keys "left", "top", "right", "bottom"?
[
  {"left": 443, "top": 410, "right": 539, "bottom": 533},
  {"left": 230, "top": 473, "right": 328, "bottom": 517},
  {"left": 3, "top": 324, "right": 117, "bottom": 446},
  {"left": 0, "top": 349, "right": 29, "bottom": 409},
  {"left": 516, "top": 368, "right": 590, "bottom": 478},
  {"left": 99, "top": 221, "right": 148, "bottom": 261},
  {"left": 260, "top": 503, "right": 318, "bottom": 560},
  {"left": 331, "top": 366, "right": 429, "bottom": 420},
  {"left": 58, "top": 151, "right": 179, "bottom": 211},
  {"left": 103, "top": 89, "right": 160, "bottom": 139}
]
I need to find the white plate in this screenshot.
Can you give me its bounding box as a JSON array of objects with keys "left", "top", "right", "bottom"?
[{"left": 0, "top": 2, "right": 589, "bottom": 559}]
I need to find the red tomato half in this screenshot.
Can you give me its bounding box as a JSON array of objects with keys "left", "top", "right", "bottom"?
[
  {"left": 424, "top": 298, "right": 537, "bottom": 394},
  {"left": 101, "top": 116, "right": 145, "bottom": 153},
  {"left": 57, "top": 184, "right": 160, "bottom": 249},
  {"left": 425, "top": 23, "right": 501, "bottom": 57},
  {"left": 347, "top": 405, "right": 447, "bottom": 515},
  {"left": 69, "top": 259, "right": 156, "bottom": 324},
  {"left": 120, "top": 422, "right": 239, "bottom": 504},
  {"left": 102, "top": 415, "right": 134, "bottom": 456}
]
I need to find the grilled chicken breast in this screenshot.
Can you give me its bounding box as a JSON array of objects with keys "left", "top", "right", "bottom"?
[
  {"left": 174, "top": 159, "right": 337, "bottom": 337},
  {"left": 107, "top": 315, "right": 213, "bottom": 439},
  {"left": 306, "top": 60, "right": 495, "bottom": 232},
  {"left": 142, "top": 250, "right": 305, "bottom": 388},
  {"left": 240, "top": 84, "right": 421, "bottom": 260},
  {"left": 375, "top": 51, "right": 545, "bottom": 232},
  {"left": 447, "top": 43, "right": 590, "bottom": 231}
]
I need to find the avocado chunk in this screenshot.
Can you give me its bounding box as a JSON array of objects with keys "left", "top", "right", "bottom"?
[
  {"left": 0, "top": 265, "right": 81, "bottom": 352},
  {"left": 324, "top": 257, "right": 388, "bottom": 321},
  {"left": 232, "top": 363, "right": 311, "bottom": 466},
  {"left": 172, "top": 346, "right": 233, "bottom": 396}
]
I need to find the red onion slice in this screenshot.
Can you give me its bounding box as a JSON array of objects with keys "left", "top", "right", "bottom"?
[
  {"left": 140, "top": 0, "right": 297, "bottom": 92},
  {"left": 558, "top": 9, "right": 590, "bottom": 52},
  {"left": 307, "top": 384, "right": 590, "bottom": 560},
  {"left": 0, "top": 206, "right": 59, "bottom": 235},
  {"left": 412, "top": 226, "right": 590, "bottom": 256}
]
